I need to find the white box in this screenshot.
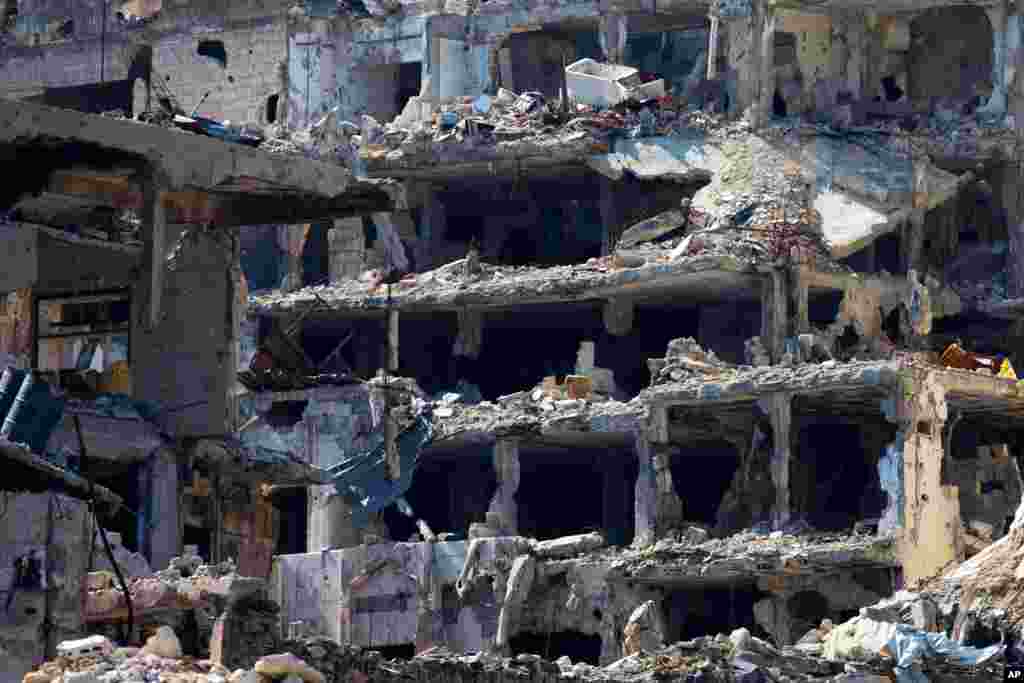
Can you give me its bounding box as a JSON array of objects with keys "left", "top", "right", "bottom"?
[{"left": 566, "top": 59, "right": 665, "bottom": 107}]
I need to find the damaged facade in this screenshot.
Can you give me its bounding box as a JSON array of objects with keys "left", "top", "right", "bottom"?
[{"left": 5, "top": 0, "right": 1024, "bottom": 681}]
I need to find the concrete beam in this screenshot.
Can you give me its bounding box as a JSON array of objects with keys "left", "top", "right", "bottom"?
[
  {"left": 0, "top": 98, "right": 353, "bottom": 197},
  {"left": 140, "top": 172, "right": 167, "bottom": 330}
]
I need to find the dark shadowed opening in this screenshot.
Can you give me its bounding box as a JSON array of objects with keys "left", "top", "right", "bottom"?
[
  {"left": 874, "top": 232, "right": 902, "bottom": 275},
  {"left": 383, "top": 449, "right": 496, "bottom": 540},
  {"left": 786, "top": 590, "right": 830, "bottom": 638},
  {"left": 509, "top": 631, "right": 602, "bottom": 665},
  {"left": 266, "top": 94, "right": 279, "bottom": 123},
  {"left": 516, "top": 447, "right": 636, "bottom": 544},
  {"left": 374, "top": 644, "right": 416, "bottom": 660},
  {"left": 670, "top": 441, "right": 741, "bottom": 525},
  {"left": 663, "top": 584, "right": 771, "bottom": 642},
  {"left": 795, "top": 421, "right": 884, "bottom": 531},
  {"left": 197, "top": 40, "right": 227, "bottom": 67},
  {"left": 275, "top": 487, "right": 308, "bottom": 555}
]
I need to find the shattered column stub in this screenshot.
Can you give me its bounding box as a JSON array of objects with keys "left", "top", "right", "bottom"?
[
  {"left": 634, "top": 429, "right": 658, "bottom": 547},
  {"left": 603, "top": 298, "right": 634, "bottom": 337},
  {"left": 765, "top": 394, "right": 792, "bottom": 530},
  {"left": 488, "top": 438, "right": 520, "bottom": 536},
  {"left": 653, "top": 445, "right": 685, "bottom": 536}
]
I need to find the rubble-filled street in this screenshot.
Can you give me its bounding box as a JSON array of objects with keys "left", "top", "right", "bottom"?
[{"left": 6, "top": 0, "right": 1024, "bottom": 681}]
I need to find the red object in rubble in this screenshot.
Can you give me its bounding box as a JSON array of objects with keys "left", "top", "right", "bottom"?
[{"left": 250, "top": 349, "right": 276, "bottom": 373}]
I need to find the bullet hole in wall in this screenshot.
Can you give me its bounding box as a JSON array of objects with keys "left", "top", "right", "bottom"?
[{"left": 228, "top": 75, "right": 235, "bottom": 83}]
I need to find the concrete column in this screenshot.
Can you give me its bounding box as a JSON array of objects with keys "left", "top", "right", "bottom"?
[
  {"left": 599, "top": 13, "right": 628, "bottom": 64},
  {"left": 652, "top": 445, "right": 684, "bottom": 536},
  {"left": 761, "top": 269, "right": 789, "bottom": 362},
  {"left": 453, "top": 308, "right": 483, "bottom": 359},
  {"left": 707, "top": 15, "right": 721, "bottom": 80},
  {"left": 634, "top": 431, "right": 657, "bottom": 546},
  {"left": 841, "top": 10, "right": 867, "bottom": 101},
  {"left": 791, "top": 265, "right": 809, "bottom": 335},
  {"left": 979, "top": 0, "right": 1013, "bottom": 117},
  {"left": 278, "top": 225, "right": 309, "bottom": 291},
  {"left": 139, "top": 171, "right": 168, "bottom": 330},
  {"left": 603, "top": 297, "right": 634, "bottom": 336},
  {"left": 883, "top": 372, "right": 961, "bottom": 584},
  {"left": 328, "top": 217, "right": 365, "bottom": 282},
  {"left": 599, "top": 176, "right": 620, "bottom": 256},
  {"left": 488, "top": 438, "right": 520, "bottom": 535},
  {"left": 999, "top": 161, "right": 1024, "bottom": 298},
  {"left": 148, "top": 448, "right": 180, "bottom": 571},
  {"left": 420, "top": 190, "right": 447, "bottom": 270},
  {"left": 387, "top": 309, "right": 399, "bottom": 372},
  {"left": 756, "top": 4, "right": 777, "bottom": 128},
  {"left": 903, "top": 211, "right": 925, "bottom": 275},
  {"left": 766, "top": 393, "right": 792, "bottom": 530}
]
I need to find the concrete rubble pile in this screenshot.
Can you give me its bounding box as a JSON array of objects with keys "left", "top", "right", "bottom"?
[
  {"left": 84, "top": 547, "right": 240, "bottom": 622},
  {"left": 426, "top": 379, "right": 644, "bottom": 440}
]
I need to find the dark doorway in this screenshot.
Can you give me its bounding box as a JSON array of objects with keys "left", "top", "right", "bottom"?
[
  {"left": 274, "top": 487, "right": 308, "bottom": 555},
  {"left": 266, "top": 94, "right": 280, "bottom": 123},
  {"left": 396, "top": 62, "right": 422, "bottom": 115}
]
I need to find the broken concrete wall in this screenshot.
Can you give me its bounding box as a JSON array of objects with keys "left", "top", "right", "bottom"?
[
  {"left": 774, "top": 11, "right": 833, "bottom": 116},
  {"left": 0, "top": 3, "right": 133, "bottom": 99},
  {"left": 949, "top": 440, "right": 1022, "bottom": 543},
  {"left": 35, "top": 231, "right": 138, "bottom": 295},
  {"left": 891, "top": 371, "right": 963, "bottom": 585},
  {"left": 0, "top": 493, "right": 90, "bottom": 681},
  {"left": 153, "top": 14, "right": 288, "bottom": 125},
  {"left": 132, "top": 225, "right": 237, "bottom": 438},
  {"left": 908, "top": 7, "right": 994, "bottom": 110}
]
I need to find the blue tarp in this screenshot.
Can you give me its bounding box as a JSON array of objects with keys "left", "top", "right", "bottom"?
[
  {"left": 329, "top": 415, "right": 434, "bottom": 529},
  {"left": 884, "top": 625, "right": 1004, "bottom": 683}
]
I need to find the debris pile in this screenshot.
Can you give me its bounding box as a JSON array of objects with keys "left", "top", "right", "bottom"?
[
  {"left": 84, "top": 550, "right": 242, "bottom": 622},
  {"left": 426, "top": 382, "right": 644, "bottom": 441},
  {"left": 647, "top": 337, "right": 730, "bottom": 385}
]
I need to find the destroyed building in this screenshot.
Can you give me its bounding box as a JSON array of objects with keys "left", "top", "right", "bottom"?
[{"left": 3, "top": 0, "right": 1024, "bottom": 681}]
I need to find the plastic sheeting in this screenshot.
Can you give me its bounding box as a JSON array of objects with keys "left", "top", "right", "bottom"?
[
  {"left": 824, "top": 616, "right": 1004, "bottom": 683},
  {"left": 329, "top": 415, "right": 434, "bottom": 529},
  {"left": 884, "top": 625, "right": 1003, "bottom": 683}
]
